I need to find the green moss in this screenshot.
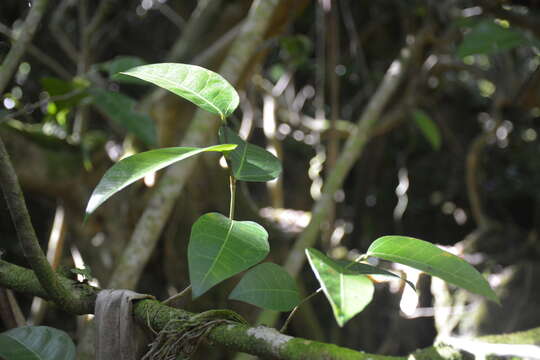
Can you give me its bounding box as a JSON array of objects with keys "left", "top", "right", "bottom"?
[{"left": 480, "top": 327, "right": 540, "bottom": 345}]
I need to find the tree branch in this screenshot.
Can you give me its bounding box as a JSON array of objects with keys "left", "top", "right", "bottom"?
[
  {"left": 1, "top": 258, "right": 538, "bottom": 360},
  {"left": 0, "top": 22, "right": 71, "bottom": 80},
  {"left": 0, "top": 137, "right": 83, "bottom": 314},
  {"left": 0, "top": 0, "right": 49, "bottom": 95}
]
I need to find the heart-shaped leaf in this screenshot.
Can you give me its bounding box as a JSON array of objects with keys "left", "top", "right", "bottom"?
[
  {"left": 89, "top": 88, "right": 156, "bottom": 146},
  {"left": 337, "top": 260, "right": 416, "bottom": 291},
  {"left": 188, "top": 213, "right": 269, "bottom": 298},
  {"left": 367, "top": 236, "right": 499, "bottom": 303},
  {"left": 306, "top": 248, "right": 374, "bottom": 327},
  {"left": 0, "top": 326, "right": 76, "bottom": 360},
  {"left": 121, "top": 63, "right": 239, "bottom": 119},
  {"left": 218, "top": 126, "right": 282, "bottom": 182},
  {"left": 229, "top": 263, "right": 300, "bottom": 311},
  {"left": 85, "top": 144, "right": 236, "bottom": 218},
  {"left": 413, "top": 109, "right": 441, "bottom": 151}
]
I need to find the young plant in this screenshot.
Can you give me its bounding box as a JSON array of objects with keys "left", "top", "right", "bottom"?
[{"left": 85, "top": 63, "right": 498, "bottom": 330}]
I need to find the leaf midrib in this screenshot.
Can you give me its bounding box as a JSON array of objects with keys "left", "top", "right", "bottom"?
[
  {"left": 199, "top": 220, "right": 235, "bottom": 288},
  {"left": 368, "top": 251, "right": 483, "bottom": 292},
  {"left": 4, "top": 333, "right": 41, "bottom": 360},
  {"left": 127, "top": 71, "right": 224, "bottom": 117}
]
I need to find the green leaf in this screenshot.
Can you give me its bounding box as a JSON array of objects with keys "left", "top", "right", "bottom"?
[
  {"left": 188, "top": 212, "right": 269, "bottom": 298},
  {"left": 121, "top": 63, "right": 239, "bottom": 118},
  {"left": 89, "top": 88, "right": 157, "bottom": 146},
  {"left": 218, "top": 126, "right": 282, "bottom": 182},
  {"left": 40, "top": 77, "right": 88, "bottom": 110},
  {"left": 0, "top": 326, "right": 76, "bottom": 360},
  {"left": 306, "top": 248, "right": 374, "bottom": 327},
  {"left": 337, "top": 260, "right": 416, "bottom": 291},
  {"left": 413, "top": 109, "right": 441, "bottom": 150},
  {"left": 85, "top": 144, "right": 236, "bottom": 217},
  {"left": 98, "top": 56, "right": 147, "bottom": 84},
  {"left": 367, "top": 236, "right": 499, "bottom": 303},
  {"left": 229, "top": 263, "right": 300, "bottom": 311},
  {"left": 457, "top": 19, "right": 530, "bottom": 58}
]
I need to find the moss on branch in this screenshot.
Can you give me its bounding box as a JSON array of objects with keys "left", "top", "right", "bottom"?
[{"left": 0, "top": 258, "right": 539, "bottom": 360}]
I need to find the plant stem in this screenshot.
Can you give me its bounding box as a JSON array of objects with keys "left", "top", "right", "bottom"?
[
  {"left": 280, "top": 288, "right": 323, "bottom": 333},
  {"left": 229, "top": 175, "right": 237, "bottom": 220},
  {"left": 162, "top": 284, "right": 192, "bottom": 305}
]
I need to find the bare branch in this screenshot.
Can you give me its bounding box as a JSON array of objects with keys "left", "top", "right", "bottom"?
[{"left": 0, "top": 0, "right": 49, "bottom": 95}]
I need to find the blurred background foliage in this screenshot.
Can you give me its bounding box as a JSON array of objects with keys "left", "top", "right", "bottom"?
[{"left": 1, "top": 0, "right": 540, "bottom": 358}]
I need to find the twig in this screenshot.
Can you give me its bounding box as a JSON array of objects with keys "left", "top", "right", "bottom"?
[
  {"left": 193, "top": 21, "right": 243, "bottom": 66},
  {"left": 0, "top": 288, "right": 21, "bottom": 328},
  {"left": 162, "top": 285, "right": 192, "bottom": 305},
  {"left": 0, "top": 0, "right": 49, "bottom": 95},
  {"left": 165, "top": 0, "right": 224, "bottom": 63},
  {"left": 155, "top": 2, "right": 186, "bottom": 30},
  {"left": 229, "top": 175, "right": 237, "bottom": 219},
  {"left": 0, "top": 89, "right": 85, "bottom": 122},
  {"left": 280, "top": 288, "right": 322, "bottom": 333},
  {"left": 0, "top": 22, "right": 72, "bottom": 80},
  {"left": 49, "top": 0, "right": 79, "bottom": 63},
  {"left": 465, "top": 103, "right": 503, "bottom": 228}
]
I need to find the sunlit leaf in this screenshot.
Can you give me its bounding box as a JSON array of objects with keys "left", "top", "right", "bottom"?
[
  {"left": 457, "top": 19, "right": 530, "bottom": 58},
  {"left": 229, "top": 263, "right": 300, "bottom": 311},
  {"left": 367, "top": 236, "right": 499, "bottom": 303},
  {"left": 85, "top": 144, "right": 236, "bottom": 218},
  {"left": 188, "top": 212, "right": 269, "bottom": 298},
  {"left": 218, "top": 126, "right": 282, "bottom": 182},
  {"left": 413, "top": 109, "right": 441, "bottom": 151},
  {"left": 89, "top": 88, "right": 156, "bottom": 146},
  {"left": 337, "top": 260, "right": 416, "bottom": 291},
  {"left": 306, "top": 248, "right": 374, "bottom": 327},
  {"left": 0, "top": 326, "right": 75, "bottom": 360},
  {"left": 121, "top": 63, "right": 239, "bottom": 118}
]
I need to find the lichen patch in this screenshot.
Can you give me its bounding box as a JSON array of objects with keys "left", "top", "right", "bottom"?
[{"left": 246, "top": 326, "right": 293, "bottom": 356}]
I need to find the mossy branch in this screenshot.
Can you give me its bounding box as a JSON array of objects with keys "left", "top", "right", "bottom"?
[
  {"left": 0, "top": 137, "right": 83, "bottom": 314},
  {"left": 1, "top": 258, "right": 539, "bottom": 360}
]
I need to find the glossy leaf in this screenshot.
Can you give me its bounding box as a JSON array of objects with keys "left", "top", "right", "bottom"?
[
  {"left": 229, "top": 263, "right": 300, "bottom": 311},
  {"left": 458, "top": 20, "right": 530, "bottom": 58},
  {"left": 89, "top": 88, "right": 156, "bottom": 146},
  {"left": 188, "top": 212, "right": 269, "bottom": 298},
  {"left": 306, "top": 248, "right": 374, "bottom": 327},
  {"left": 121, "top": 63, "right": 239, "bottom": 118},
  {"left": 0, "top": 326, "right": 76, "bottom": 360},
  {"left": 367, "top": 236, "right": 499, "bottom": 303},
  {"left": 413, "top": 109, "right": 441, "bottom": 151},
  {"left": 337, "top": 260, "right": 416, "bottom": 291},
  {"left": 85, "top": 144, "right": 236, "bottom": 217},
  {"left": 218, "top": 126, "right": 282, "bottom": 182}
]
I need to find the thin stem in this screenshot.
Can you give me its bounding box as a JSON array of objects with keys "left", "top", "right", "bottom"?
[
  {"left": 280, "top": 288, "right": 323, "bottom": 333},
  {"left": 162, "top": 285, "right": 192, "bottom": 305},
  {"left": 229, "top": 175, "right": 237, "bottom": 220}
]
